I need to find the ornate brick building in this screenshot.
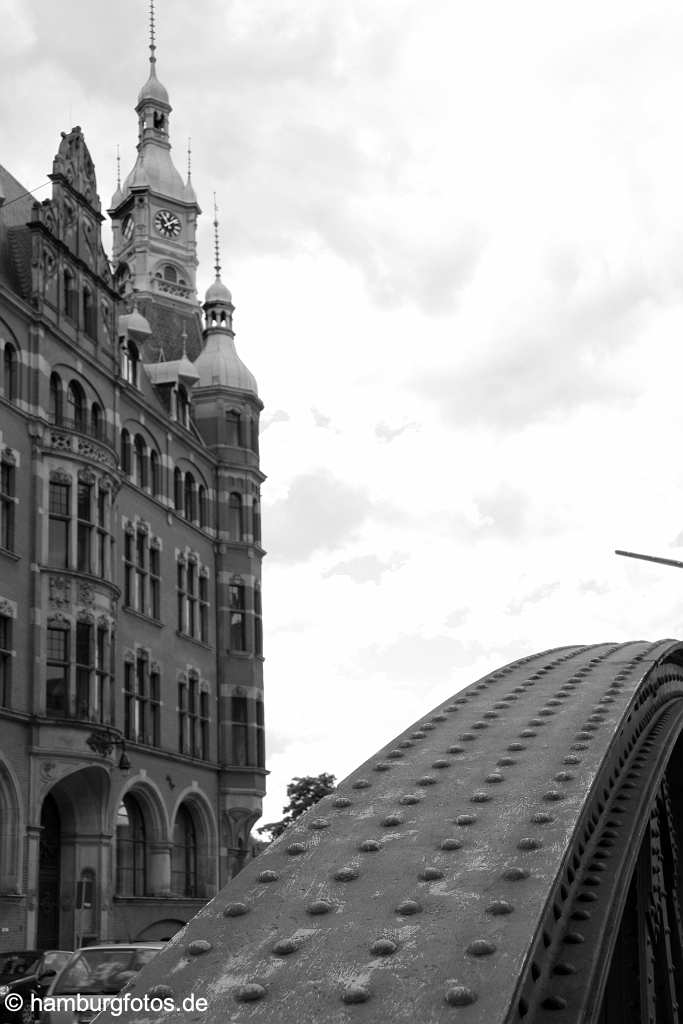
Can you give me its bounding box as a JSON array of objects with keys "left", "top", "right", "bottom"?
[{"left": 0, "top": 25, "right": 265, "bottom": 951}]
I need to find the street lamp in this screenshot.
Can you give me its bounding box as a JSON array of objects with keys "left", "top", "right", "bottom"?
[{"left": 86, "top": 727, "right": 131, "bottom": 772}]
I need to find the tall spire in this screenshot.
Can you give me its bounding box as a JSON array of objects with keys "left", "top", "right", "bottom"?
[
  {"left": 116, "top": 145, "right": 121, "bottom": 190},
  {"left": 213, "top": 193, "right": 222, "bottom": 280},
  {"left": 187, "top": 138, "right": 192, "bottom": 180}
]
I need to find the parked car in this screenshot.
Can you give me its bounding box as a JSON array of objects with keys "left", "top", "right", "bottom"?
[
  {"left": 40, "top": 945, "right": 163, "bottom": 1024},
  {"left": 0, "top": 951, "right": 72, "bottom": 1024}
]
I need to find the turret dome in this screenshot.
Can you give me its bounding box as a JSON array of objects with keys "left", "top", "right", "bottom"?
[{"left": 194, "top": 333, "right": 258, "bottom": 395}]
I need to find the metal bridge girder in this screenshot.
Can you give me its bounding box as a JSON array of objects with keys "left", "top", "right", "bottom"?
[{"left": 97, "top": 639, "right": 683, "bottom": 1024}]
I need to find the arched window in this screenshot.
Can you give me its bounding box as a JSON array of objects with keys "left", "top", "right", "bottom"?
[
  {"left": 49, "top": 372, "right": 62, "bottom": 425},
  {"left": 120, "top": 429, "right": 131, "bottom": 475},
  {"left": 228, "top": 493, "right": 243, "bottom": 541},
  {"left": 63, "top": 268, "right": 77, "bottom": 320},
  {"left": 184, "top": 473, "right": 195, "bottom": 521},
  {"left": 82, "top": 286, "right": 96, "bottom": 338},
  {"left": 163, "top": 265, "right": 177, "bottom": 283},
  {"left": 116, "top": 795, "right": 147, "bottom": 896},
  {"left": 150, "top": 450, "right": 161, "bottom": 498},
  {"left": 171, "top": 804, "right": 197, "bottom": 897},
  {"left": 134, "top": 435, "right": 147, "bottom": 489},
  {"left": 3, "top": 344, "right": 17, "bottom": 404},
  {"left": 253, "top": 497, "right": 261, "bottom": 546},
  {"left": 229, "top": 580, "right": 246, "bottom": 650},
  {"left": 174, "top": 468, "right": 183, "bottom": 512},
  {"left": 198, "top": 486, "right": 207, "bottom": 529},
  {"left": 177, "top": 385, "right": 189, "bottom": 427},
  {"left": 67, "top": 381, "right": 86, "bottom": 431},
  {"left": 225, "top": 411, "right": 241, "bottom": 447},
  {"left": 91, "top": 403, "right": 102, "bottom": 440}
]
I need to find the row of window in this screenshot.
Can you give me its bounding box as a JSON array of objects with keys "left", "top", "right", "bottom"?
[
  {"left": 61, "top": 268, "right": 98, "bottom": 338},
  {"left": 0, "top": 454, "right": 16, "bottom": 552},
  {"left": 2, "top": 344, "right": 17, "bottom": 403},
  {"left": 48, "top": 477, "right": 111, "bottom": 575},
  {"left": 117, "top": 794, "right": 201, "bottom": 898},
  {"left": 49, "top": 372, "right": 108, "bottom": 442}
]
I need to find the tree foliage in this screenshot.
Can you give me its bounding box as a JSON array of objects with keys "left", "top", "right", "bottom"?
[{"left": 258, "top": 773, "right": 336, "bottom": 841}]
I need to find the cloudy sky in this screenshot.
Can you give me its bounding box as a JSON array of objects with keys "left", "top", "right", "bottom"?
[{"left": 5, "top": 0, "right": 683, "bottom": 826}]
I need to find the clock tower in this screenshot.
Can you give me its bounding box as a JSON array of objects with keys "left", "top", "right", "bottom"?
[{"left": 109, "top": 2, "right": 202, "bottom": 359}]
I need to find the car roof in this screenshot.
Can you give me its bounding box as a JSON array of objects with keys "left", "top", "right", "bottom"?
[{"left": 69, "top": 944, "right": 163, "bottom": 952}]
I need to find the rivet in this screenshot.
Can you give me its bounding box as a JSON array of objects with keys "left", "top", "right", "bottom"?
[
  {"left": 486, "top": 899, "right": 514, "bottom": 915},
  {"left": 577, "top": 891, "right": 598, "bottom": 902},
  {"left": 441, "top": 838, "right": 463, "bottom": 850},
  {"left": 571, "top": 908, "right": 591, "bottom": 920},
  {"left": 472, "top": 721, "right": 488, "bottom": 730},
  {"left": 432, "top": 759, "right": 452, "bottom": 769},
  {"left": 334, "top": 866, "right": 359, "bottom": 882},
  {"left": 444, "top": 985, "right": 477, "bottom": 1007},
  {"left": 571, "top": 743, "right": 589, "bottom": 751},
  {"left": 332, "top": 796, "right": 352, "bottom": 808},
  {"left": 531, "top": 812, "right": 554, "bottom": 824},
  {"left": 359, "top": 839, "right": 382, "bottom": 852},
  {"left": 371, "top": 938, "right": 398, "bottom": 956},
  {"left": 258, "top": 870, "right": 279, "bottom": 883},
  {"left": 485, "top": 773, "right": 504, "bottom": 783},
  {"left": 518, "top": 837, "right": 543, "bottom": 850},
  {"left": 528, "top": 719, "right": 545, "bottom": 727},
  {"left": 417, "top": 776, "right": 438, "bottom": 786},
  {"left": 539, "top": 709, "right": 556, "bottom": 717},
  {"left": 563, "top": 931, "right": 585, "bottom": 944},
  {"left": 382, "top": 814, "right": 404, "bottom": 827},
  {"left": 395, "top": 898, "right": 422, "bottom": 915},
  {"left": 307, "top": 900, "right": 333, "bottom": 915},
  {"left": 508, "top": 743, "right": 526, "bottom": 751},
  {"left": 554, "top": 772, "right": 574, "bottom": 782},
  {"left": 235, "top": 984, "right": 266, "bottom": 1003},
  {"left": 563, "top": 756, "right": 580, "bottom": 765},
  {"left": 287, "top": 843, "right": 307, "bottom": 856},
  {"left": 553, "top": 962, "right": 577, "bottom": 975},
  {"left": 272, "top": 938, "right": 298, "bottom": 956},
  {"left": 454, "top": 697, "right": 468, "bottom": 705},
  {"left": 374, "top": 762, "right": 393, "bottom": 771},
  {"left": 386, "top": 750, "right": 405, "bottom": 760},
  {"left": 223, "top": 902, "right": 249, "bottom": 917},
  {"left": 309, "top": 818, "right": 330, "bottom": 830},
  {"left": 432, "top": 714, "right": 448, "bottom": 722},
  {"left": 412, "top": 731, "right": 427, "bottom": 739},
  {"left": 520, "top": 730, "right": 537, "bottom": 738},
  {"left": 484, "top": 711, "right": 499, "bottom": 719},
  {"left": 467, "top": 939, "right": 496, "bottom": 957},
  {"left": 456, "top": 814, "right": 477, "bottom": 826},
  {"left": 575, "top": 732, "right": 592, "bottom": 741},
  {"left": 399, "top": 740, "right": 414, "bottom": 748},
  {"left": 148, "top": 985, "right": 174, "bottom": 998},
  {"left": 188, "top": 940, "right": 212, "bottom": 955},
  {"left": 503, "top": 867, "right": 530, "bottom": 881},
  {"left": 543, "top": 791, "right": 566, "bottom": 802},
  {"left": 399, "top": 794, "right": 422, "bottom": 805},
  {"left": 471, "top": 792, "right": 492, "bottom": 803},
  {"left": 542, "top": 995, "right": 568, "bottom": 1010},
  {"left": 448, "top": 745, "right": 465, "bottom": 754},
  {"left": 497, "top": 757, "right": 516, "bottom": 766},
  {"left": 352, "top": 779, "right": 371, "bottom": 789},
  {"left": 419, "top": 867, "right": 444, "bottom": 881},
  {"left": 460, "top": 733, "right": 476, "bottom": 741}
]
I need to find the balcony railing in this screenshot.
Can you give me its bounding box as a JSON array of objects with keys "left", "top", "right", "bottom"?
[{"left": 48, "top": 415, "right": 117, "bottom": 450}]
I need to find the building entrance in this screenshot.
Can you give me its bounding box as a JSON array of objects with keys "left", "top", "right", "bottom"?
[{"left": 36, "top": 793, "right": 61, "bottom": 948}]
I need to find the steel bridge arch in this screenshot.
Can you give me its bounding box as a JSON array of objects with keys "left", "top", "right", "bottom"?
[{"left": 100, "top": 640, "right": 683, "bottom": 1024}]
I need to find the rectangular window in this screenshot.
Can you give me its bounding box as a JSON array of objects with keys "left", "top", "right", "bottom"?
[
  {"left": 231, "top": 696, "right": 248, "bottom": 766},
  {"left": 75, "top": 621, "right": 92, "bottom": 720},
  {"left": 124, "top": 531, "right": 133, "bottom": 607},
  {"left": 229, "top": 584, "right": 246, "bottom": 651},
  {"left": 0, "top": 460, "right": 15, "bottom": 552},
  {"left": 187, "top": 562, "right": 197, "bottom": 638},
  {"left": 46, "top": 626, "right": 69, "bottom": 716},
  {"left": 150, "top": 546, "right": 160, "bottom": 620},
  {"left": 189, "top": 676, "right": 198, "bottom": 756},
  {"left": 225, "top": 411, "right": 242, "bottom": 446},
  {"left": 96, "top": 489, "right": 107, "bottom": 579},
  {"left": 199, "top": 575, "right": 209, "bottom": 642},
  {"left": 48, "top": 481, "right": 70, "bottom": 568},
  {"left": 136, "top": 653, "right": 147, "bottom": 741},
  {"left": 135, "top": 530, "right": 146, "bottom": 612},
  {"left": 124, "top": 661, "right": 134, "bottom": 738},
  {"left": 178, "top": 681, "right": 188, "bottom": 753},
  {"left": 200, "top": 690, "right": 209, "bottom": 759},
  {"left": 150, "top": 668, "right": 160, "bottom": 747},
  {"left": 256, "top": 699, "right": 265, "bottom": 768},
  {"left": 177, "top": 561, "right": 185, "bottom": 633},
  {"left": 95, "top": 625, "right": 108, "bottom": 724},
  {"left": 0, "top": 615, "right": 11, "bottom": 706},
  {"left": 76, "top": 483, "right": 92, "bottom": 572}
]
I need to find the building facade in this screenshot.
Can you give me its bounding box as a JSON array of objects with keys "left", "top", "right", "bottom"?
[{"left": 0, "top": 37, "right": 265, "bottom": 952}]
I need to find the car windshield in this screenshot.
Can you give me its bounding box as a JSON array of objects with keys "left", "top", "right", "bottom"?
[
  {"left": 0, "top": 953, "right": 40, "bottom": 979},
  {"left": 41, "top": 951, "right": 72, "bottom": 975},
  {"left": 53, "top": 948, "right": 159, "bottom": 995}
]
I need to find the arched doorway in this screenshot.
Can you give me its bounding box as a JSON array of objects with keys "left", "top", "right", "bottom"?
[{"left": 37, "top": 793, "right": 61, "bottom": 948}]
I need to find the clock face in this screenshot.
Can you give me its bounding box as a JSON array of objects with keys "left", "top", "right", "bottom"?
[
  {"left": 154, "top": 209, "right": 181, "bottom": 238},
  {"left": 122, "top": 215, "right": 134, "bottom": 241}
]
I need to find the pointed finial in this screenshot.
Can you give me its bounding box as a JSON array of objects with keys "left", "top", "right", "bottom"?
[
  {"left": 213, "top": 192, "right": 221, "bottom": 279},
  {"left": 187, "top": 138, "right": 192, "bottom": 180},
  {"left": 149, "top": 0, "right": 157, "bottom": 64},
  {"left": 116, "top": 144, "right": 121, "bottom": 189}
]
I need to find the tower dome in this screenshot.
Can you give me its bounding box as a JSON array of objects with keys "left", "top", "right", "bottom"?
[{"left": 138, "top": 62, "right": 169, "bottom": 106}]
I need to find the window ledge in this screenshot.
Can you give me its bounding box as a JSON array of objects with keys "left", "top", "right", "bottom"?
[
  {"left": 123, "top": 606, "right": 164, "bottom": 628},
  {"left": 0, "top": 547, "right": 19, "bottom": 562},
  {"left": 176, "top": 630, "right": 212, "bottom": 649},
  {"left": 226, "top": 649, "right": 253, "bottom": 659}
]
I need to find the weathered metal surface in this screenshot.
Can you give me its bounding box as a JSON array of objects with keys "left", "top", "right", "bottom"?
[{"left": 98, "top": 639, "right": 683, "bottom": 1024}]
